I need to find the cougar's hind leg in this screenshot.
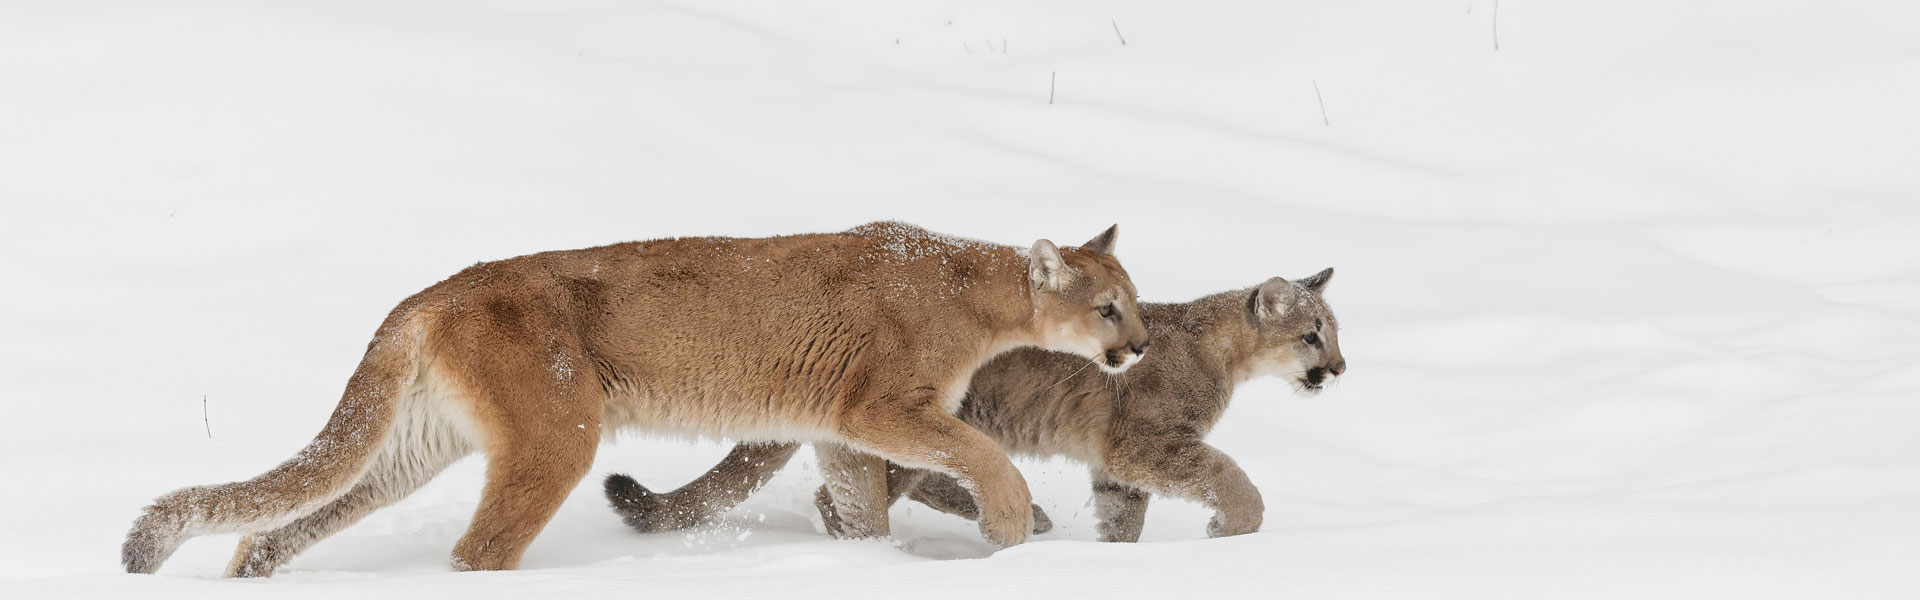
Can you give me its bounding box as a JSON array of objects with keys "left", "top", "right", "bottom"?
[
  {"left": 227, "top": 394, "right": 476, "bottom": 577},
  {"left": 451, "top": 401, "right": 601, "bottom": 570},
  {"left": 444, "top": 329, "right": 605, "bottom": 571},
  {"left": 227, "top": 446, "right": 467, "bottom": 576}
]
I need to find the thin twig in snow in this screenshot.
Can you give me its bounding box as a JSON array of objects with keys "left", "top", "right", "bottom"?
[
  {"left": 1050, "top": 71, "right": 1056, "bottom": 105},
  {"left": 1313, "top": 81, "right": 1330, "bottom": 126},
  {"left": 203, "top": 395, "right": 211, "bottom": 438},
  {"left": 1111, "top": 20, "right": 1128, "bottom": 46},
  {"left": 1493, "top": 0, "right": 1501, "bottom": 50}
]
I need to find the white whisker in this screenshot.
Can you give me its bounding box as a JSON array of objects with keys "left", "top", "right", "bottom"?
[{"left": 1049, "top": 359, "right": 1098, "bottom": 390}]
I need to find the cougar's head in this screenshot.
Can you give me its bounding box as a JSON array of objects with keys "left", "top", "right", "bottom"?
[
  {"left": 1245, "top": 268, "right": 1346, "bottom": 396},
  {"left": 1027, "top": 225, "right": 1150, "bottom": 374}
]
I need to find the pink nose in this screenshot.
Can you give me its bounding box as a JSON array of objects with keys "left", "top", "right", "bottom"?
[{"left": 1330, "top": 360, "right": 1347, "bottom": 376}]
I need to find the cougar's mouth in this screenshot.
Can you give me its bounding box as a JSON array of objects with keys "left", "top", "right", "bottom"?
[
  {"left": 1098, "top": 347, "right": 1145, "bottom": 374},
  {"left": 1298, "top": 366, "right": 1331, "bottom": 394}
]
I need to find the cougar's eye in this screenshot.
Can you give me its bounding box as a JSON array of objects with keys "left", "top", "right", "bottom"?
[
  {"left": 1097, "top": 303, "right": 1116, "bottom": 319},
  {"left": 1303, "top": 332, "right": 1320, "bottom": 345}
]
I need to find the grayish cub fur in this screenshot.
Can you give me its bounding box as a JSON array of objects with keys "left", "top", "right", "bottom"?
[{"left": 604, "top": 269, "right": 1344, "bottom": 541}]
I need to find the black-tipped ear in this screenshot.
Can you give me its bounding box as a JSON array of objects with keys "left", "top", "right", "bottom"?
[
  {"left": 1080, "top": 224, "right": 1118, "bottom": 256},
  {"left": 1248, "top": 276, "right": 1295, "bottom": 321},
  {"left": 1029, "top": 239, "right": 1067, "bottom": 291},
  {"left": 1297, "top": 268, "right": 1334, "bottom": 292}
]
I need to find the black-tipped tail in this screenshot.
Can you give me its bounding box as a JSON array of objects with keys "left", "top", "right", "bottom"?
[{"left": 603, "top": 473, "right": 673, "bottom": 533}]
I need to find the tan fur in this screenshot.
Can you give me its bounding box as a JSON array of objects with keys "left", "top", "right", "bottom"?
[
  {"left": 605, "top": 270, "right": 1344, "bottom": 542},
  {"left": 123, "top": 222, "right": 1149, "bottom": 576}
]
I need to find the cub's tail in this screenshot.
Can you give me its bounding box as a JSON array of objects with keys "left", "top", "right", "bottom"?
[
  {"left": 121, "top": 319, "right": 423, "bottom": 574},
  {"left": 604, "top": 442, "right": 801, "bottom": 533}
]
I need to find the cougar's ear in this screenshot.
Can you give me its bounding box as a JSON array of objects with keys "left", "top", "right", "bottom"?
[
  {"left": 1080, "top": 224, "right": 1118, "bottom": 256},
  {"left": 1297, "top": 268, "right": 1334, "bottom": 293},
  {"left": 1248, "top": 276, "right": 1296, "bottom": 321},
  {"left": 1029, "top": 239, "right": 1068, "bottom": 292}
]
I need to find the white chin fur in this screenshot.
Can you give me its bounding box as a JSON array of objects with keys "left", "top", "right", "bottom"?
[{"left": 1097, "top": 351, "right": 1144, "bottom": 374}]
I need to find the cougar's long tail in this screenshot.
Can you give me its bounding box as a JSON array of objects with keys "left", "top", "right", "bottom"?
[
  {"left": 122, "top": 317, "right": 425, "bottom": 574},
  {"left": 604, "top": 441, "right": 801, "bottom": 533}
]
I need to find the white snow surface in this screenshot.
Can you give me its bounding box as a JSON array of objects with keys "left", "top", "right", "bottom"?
[{"left": 3, "top": 1, "right": 1918, "bottom": 598}]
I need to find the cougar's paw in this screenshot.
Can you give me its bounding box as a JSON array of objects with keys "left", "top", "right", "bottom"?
[{"left": 977, "top": 497, "right": 1034, "bottom": 547}]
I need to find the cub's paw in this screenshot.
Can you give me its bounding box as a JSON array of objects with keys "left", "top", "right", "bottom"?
[
  {"left": 1031, "top": 504, "right": 1053, "bottom": 535},
  {"left": 1206, "top": 511, "right": 1261, "bottom": 538}
]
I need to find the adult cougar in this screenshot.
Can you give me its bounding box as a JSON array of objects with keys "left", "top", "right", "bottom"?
[
  {"left": 605, "top": 270, "right": 1341, "bottom": 542},
  {"left": 122, "top": 222, "right": 1149, "bottom": 576}
]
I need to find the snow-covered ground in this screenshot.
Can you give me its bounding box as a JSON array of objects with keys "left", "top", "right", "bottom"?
[{"left": 3, "top": 1, "right": 1917, "bottom": 598}]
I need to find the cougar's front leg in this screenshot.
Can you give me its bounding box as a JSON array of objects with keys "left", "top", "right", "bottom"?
[
  {"left": 1103, "top": 441, "right": 1262, "bottom": 538},
  {"left": 838, "top": 391, "right": 1034, "bottom": 547}
]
